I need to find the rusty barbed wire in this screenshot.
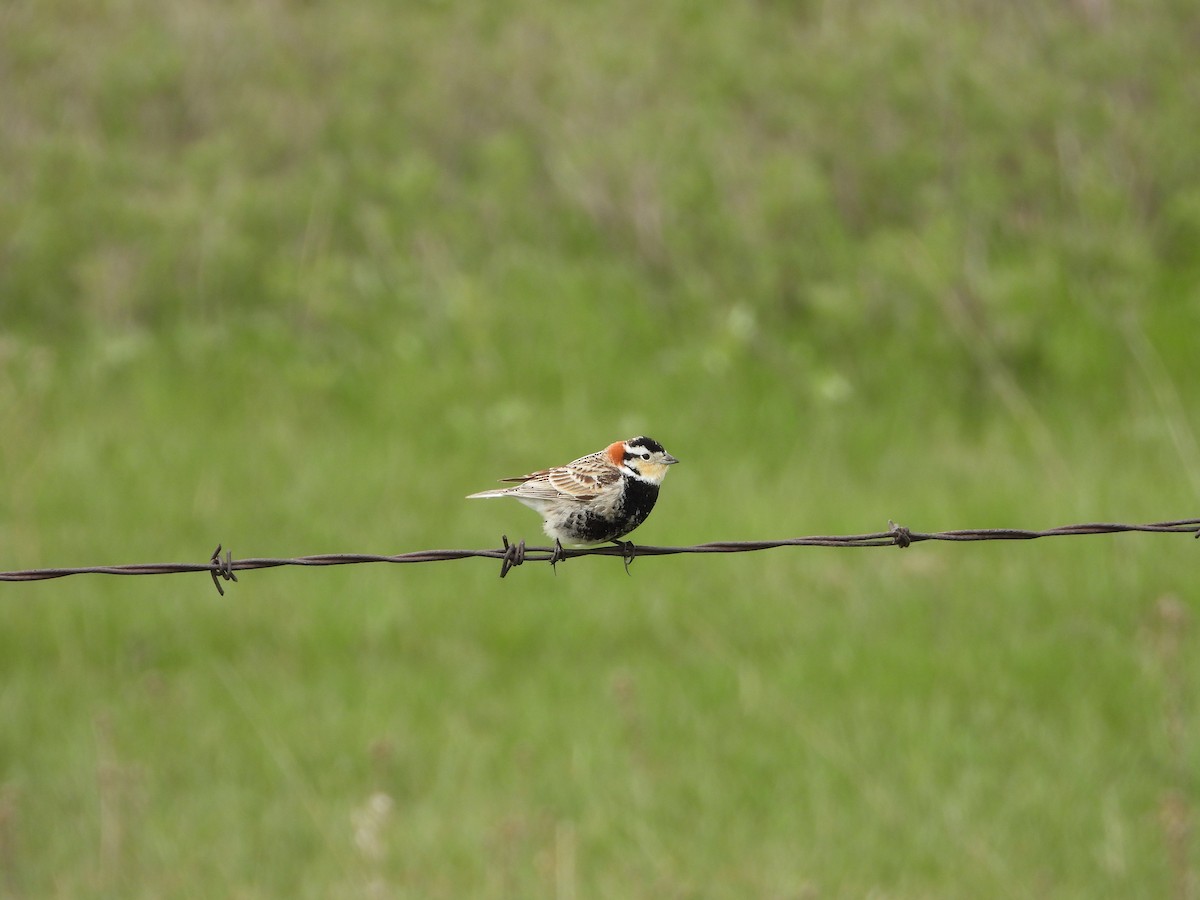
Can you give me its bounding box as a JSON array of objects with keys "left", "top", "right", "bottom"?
[{"left": 0, "top": 518, "right": 1196, "bottom": 591}]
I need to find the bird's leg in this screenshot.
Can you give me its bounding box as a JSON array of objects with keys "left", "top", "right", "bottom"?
[
  {"left": 549, "top": 538, "right": 566, "bottom": 575},
  {"left": 612, "top": 540, "right": 636, "bottom": 575}
]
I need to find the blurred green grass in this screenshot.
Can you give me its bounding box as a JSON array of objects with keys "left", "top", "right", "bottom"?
[{"left": 2, "top": 0, "right": 1200, "bottom": 896}]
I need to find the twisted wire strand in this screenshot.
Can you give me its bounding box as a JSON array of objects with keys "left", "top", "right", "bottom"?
[{"left": 0, "top": 518, "right": 1196, "bottom": 589}]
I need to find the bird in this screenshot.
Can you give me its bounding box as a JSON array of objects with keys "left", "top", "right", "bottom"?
[{"left": 466, "top": 436, "right": 679, "bottom": 570}]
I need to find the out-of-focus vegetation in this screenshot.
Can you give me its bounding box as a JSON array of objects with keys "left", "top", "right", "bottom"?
[{"left": 1, "top": 0, "right": 1198, "bottom": 895}]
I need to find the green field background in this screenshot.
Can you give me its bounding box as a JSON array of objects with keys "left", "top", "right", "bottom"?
[{"left": 2, "top": 0, "right": 1199, "bottom": 896}]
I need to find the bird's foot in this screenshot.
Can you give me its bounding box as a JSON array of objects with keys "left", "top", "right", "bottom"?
[
  {"left": 612, "top": 540, "right": 636, "bottom": 575},
  {"left": 549, "top": 538, "right": 566, "bottom": 575}
]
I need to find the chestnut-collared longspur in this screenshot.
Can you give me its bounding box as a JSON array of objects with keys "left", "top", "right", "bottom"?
[{"left": 466, "top": 436, "right": 679, "bottom": 555}]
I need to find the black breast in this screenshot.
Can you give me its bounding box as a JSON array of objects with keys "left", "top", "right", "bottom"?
[
  {"left": 618, "top": 477, "right": 660, "bottom": 533},
  {"left": 569, "top": 478, "right": 661, "bottom": 544}
]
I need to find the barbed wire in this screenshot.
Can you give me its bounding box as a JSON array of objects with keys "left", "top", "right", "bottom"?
[{"left": 0, "top": 517, "right": 1196, "bottom": 592}]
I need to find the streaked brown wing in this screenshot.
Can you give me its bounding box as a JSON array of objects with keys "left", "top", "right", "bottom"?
[
  {"left": 497, "top": 451, "right": 619, "bottom": 502},
  {"left": 547, "top": 461, "right": 619, "bottom": 501}
]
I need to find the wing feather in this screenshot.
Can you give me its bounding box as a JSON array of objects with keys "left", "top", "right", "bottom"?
[
  {"left": 492, "top": 451, "right": 620, "bottom": 502},
  {"left": 548, "top": 464, "right": 617, "bottom": 501}
]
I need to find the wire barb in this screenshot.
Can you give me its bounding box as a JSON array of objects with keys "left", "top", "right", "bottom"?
[
  {"left": 209, "top": 544, "right": 238, "bottom": 596},
  {"left": 888, "top": 520, "right": 912, "bottom": 549},
  {"left": 499, "top": 535, "right": 526, "bottom": 579}
]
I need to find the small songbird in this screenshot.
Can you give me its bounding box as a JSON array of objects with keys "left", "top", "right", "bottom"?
[{"left": 466, "top": 436, "right": 679, "bottom": 564}]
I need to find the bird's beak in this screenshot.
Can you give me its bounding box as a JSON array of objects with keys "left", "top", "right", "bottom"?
[{"left": 663, "top": 453, "right": 680, "bottom": 465}]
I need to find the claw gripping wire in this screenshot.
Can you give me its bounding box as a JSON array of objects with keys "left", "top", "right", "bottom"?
[{"left": 616, "top": 540, "right": 636, "bottom": 575}]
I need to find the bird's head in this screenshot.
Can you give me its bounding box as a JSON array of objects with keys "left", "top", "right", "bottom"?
[{"left": 606, "top": 436, "right": 679, "bottom": 484}]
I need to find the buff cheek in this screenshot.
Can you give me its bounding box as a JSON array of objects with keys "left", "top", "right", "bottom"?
[{"left": 640, "top": 462, "right": 667, "bottom": 481}]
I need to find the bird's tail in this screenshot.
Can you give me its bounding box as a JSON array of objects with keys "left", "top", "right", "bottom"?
[{"left": 465, "top": 487, "right": 517, "bottom": 499}]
